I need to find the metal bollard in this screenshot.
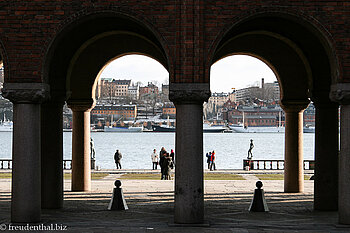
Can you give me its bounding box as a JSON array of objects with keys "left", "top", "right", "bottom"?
[
  {"left": 108, "top": 180, "right": 129, "bottom": 210},
  {"left": 249, "top": 181, "right": 269, "bottom": 212}
]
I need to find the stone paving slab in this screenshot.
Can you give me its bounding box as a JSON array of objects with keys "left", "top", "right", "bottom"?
[{"left": 0, "top": 172, "right": 347, "bottom": 232}]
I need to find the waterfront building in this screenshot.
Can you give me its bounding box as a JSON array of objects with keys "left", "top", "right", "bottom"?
[
  {"left": 226, "top": 106, "right": 284, "bottom": 126},
  {"left": 162, "top": 103, "right": 176, "bottom": 119},
  {"left": 235, "top": 86, "right": 261, "bottom": 103},
  {"left": 139, "top": 82, "right": 159, "bottom": 100},
  {"left": 128, "top": 84, "right": 139, "bottom": 100},
  {"left": 91, "top": 104, "right": 137, "bottom": 121}
]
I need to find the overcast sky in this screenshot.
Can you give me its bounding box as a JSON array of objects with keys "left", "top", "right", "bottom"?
[{"left": 99, "top": 54, "right": 277, "bottom": 92}]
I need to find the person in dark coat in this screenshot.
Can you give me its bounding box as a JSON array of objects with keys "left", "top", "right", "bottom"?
[
  {"left": 159, "top": 147, "right": 167, "bottom": 180},
  {"left": 114, "top": 149, "right": 122, "bottom": 169},
  {"left": 206, "top": 152, "right": 211, "bottom": 169}
]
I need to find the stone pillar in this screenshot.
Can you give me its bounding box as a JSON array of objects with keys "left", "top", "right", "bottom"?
[
  {"left": 281, "top": 101, "right": 309, "bottom": 193},
  {"left": 2, "top": 83, "right": 49, "bottom": 223},
  {"left": 330, "top": 84, "right": 350, "bottom": 224},
  {"left": 170, "top": 83, "right": 210, "bottom": 224},
  {"left": 68, "top": 101, "right": 94, "bottom": 191},
  {"left": 313, "top": 99, "right": 339, "bottom": 211},
  {"left": 41, "top": 100, "right": 64, "bottom": 209}
]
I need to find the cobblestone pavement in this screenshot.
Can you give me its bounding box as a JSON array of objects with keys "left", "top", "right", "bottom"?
[{"left": 0, "top": 171, "right": 348, "bottom": 232}]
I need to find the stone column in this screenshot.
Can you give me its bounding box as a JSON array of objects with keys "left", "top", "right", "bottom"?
[
  {"left": 281, "top": 101, "right": 309, "bottom": 193},
  {"left": 313, "top": 99, "right": 339, "bottom": 210},
  {"left": 41, "top": 100, "right": 65, "bottom": 209},
  {"left": 2, "top": 83, "right": 49, "bottom": 223},
  {"left": 330, "top": 84, "right": 350, "bottom": 224},
  {"left": 68, "top": 101, "right": 94, "bottom": 191},
  {"left": 170, "top": 83, "right": 210, "bottom": 224}
]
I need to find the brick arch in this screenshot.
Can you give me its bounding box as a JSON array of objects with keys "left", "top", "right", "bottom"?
[
  {"left": 208, "top": 9, "right": 339, "bottom": 103},
  {"left": 42, "top": 8, "right": 172, "bottom": 101}
]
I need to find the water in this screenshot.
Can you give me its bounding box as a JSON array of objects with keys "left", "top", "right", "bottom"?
[{"left": 0, "top": 132, "right": 315, "bottom": 169}]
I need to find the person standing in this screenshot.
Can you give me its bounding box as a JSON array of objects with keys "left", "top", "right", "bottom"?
[
  {"left": 210, "top": 150, "right": 216, "bottom": 171},
  {"left": 170, "top": 149, "right": 175, "bottom": 169},
  {"left": 206, "top": 152, "right": 211, "bottom": 169},
  {"left": 247, "top": 139, "right": 254, "bottom": 159},
  {"left": 114, "top": 149, "right": 122, "bottom": 169},
  {"left": 159, "top": 147, "right": 166, "bottom": 180},
  {"left": 151, "top": 149, "right": 159, "bottom": 170},
  {"left": 163, "top": 153, "right": 173, "bottom": 180}
]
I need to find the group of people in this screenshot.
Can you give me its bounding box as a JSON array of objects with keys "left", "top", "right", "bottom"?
[
  {"left": 206, "top": 150, "right": 216, "bottom": 171},
  {"left": 151, "top": 147, "right": 174, "bottom": 180},
  {"left": 110, "top": 139, "right": 254, "bottom": 172}
]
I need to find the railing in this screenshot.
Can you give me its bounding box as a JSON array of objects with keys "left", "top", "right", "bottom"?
[
  {"left": 243, "top": 159, "right": 315, "bottom": 170},
  {"left": 0, "top": 159, "right": 11, "bottom": 169},
  {"left": 1, "top": 159, "right": 95, "bottom": 170}
]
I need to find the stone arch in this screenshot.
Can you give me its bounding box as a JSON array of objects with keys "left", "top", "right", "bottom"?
[
  {"left": 208, "top": 11, "right": 340, "bottom": 210},
  {"left": 209, "top": 10, "right": 339, "bottom": 103},
  {"left": 43, "top": 10, "right": 171, "bottom": 102}
]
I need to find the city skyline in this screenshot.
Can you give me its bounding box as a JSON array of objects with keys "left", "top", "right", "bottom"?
[{"left": 99, "top": 54, "right": 277, "bottom": 92}]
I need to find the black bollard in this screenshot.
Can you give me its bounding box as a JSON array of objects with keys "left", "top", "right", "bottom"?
[
  {"left": 249, "top": 181, "right": 269, "bottom": 212},
  {"left": 108, "top": 180, "right": 129, "bottom": 210}
]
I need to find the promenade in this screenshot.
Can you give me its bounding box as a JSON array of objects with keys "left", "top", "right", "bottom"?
[{"left": 0, "top": 170, "right": 348, "bottom": 232}]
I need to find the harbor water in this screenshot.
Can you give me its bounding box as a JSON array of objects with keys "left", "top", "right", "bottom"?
[{"left": 0, "top": 132, "right": 315, "bottom": 169}]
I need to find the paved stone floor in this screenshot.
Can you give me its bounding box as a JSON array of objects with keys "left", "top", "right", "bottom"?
[{"left": 0, "top": 171, "right": 348, "bottom": 232}]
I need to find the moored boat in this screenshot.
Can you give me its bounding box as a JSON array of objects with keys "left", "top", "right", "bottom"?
[
  {"left": 104, "top": 125, "right": 143, "bottom": 132},
  {"left": 229, "top": 124, "right": 285, "bottom": 133},
  {"left": 152, "top": 123, "right": 226, "bottom": 133}
]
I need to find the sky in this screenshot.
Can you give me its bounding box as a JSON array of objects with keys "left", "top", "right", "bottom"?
[{"left": 99, "top": 54, "right": 277, "bottom": 92}]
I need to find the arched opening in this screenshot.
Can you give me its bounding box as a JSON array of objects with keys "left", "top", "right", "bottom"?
[
  {"left": 0, "top": 52, "right": 13, "bottom": 168},
  {"left": 205, "top": 53, "right": 316, "bottom": 184},
  {"left": 41, "top": 12, "right": 171, "bottom": 210},
  {"left": 62, "top": 54, "right": 173, "bottom": 170},
  {"left": 209, "top": 13, "right": 338, "bottom": 212}
]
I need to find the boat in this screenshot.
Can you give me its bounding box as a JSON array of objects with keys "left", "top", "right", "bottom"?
[
  {"left": 152, "top": 125, "right": 175, "bottom": 132},
  {"left": 229, "top": 111, "right": 285, "bottom": 133},
  {"left": 203, "top": 123, "right": 226, "bottom": 133},
  {"left": 0, "top": 115, "right": 13, "bottom": 132},
  {"left": 303, "top": 125, "right": 315, "bottom": 133},
  {"left": 152, "top": 123, "right": 226, "bottom": 133},
  {"left": 229, "top": 124, "right": 285, "bottom": 133},
  {"left": 104, "top": 125, "right": 143, "bottom": 132}
]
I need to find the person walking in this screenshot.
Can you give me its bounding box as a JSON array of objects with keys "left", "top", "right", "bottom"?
[
  {"left": 247, "top": 139, "right": 254, "bottom": 159},
  {"left": 151, "top": 149, "right": 159, "bottom": 170},
  {"left": 114, "top": 149, "right": 122, "bottom": 169},
  {"left": 210, "top": 150, "right": 216, "bottom": 171}
]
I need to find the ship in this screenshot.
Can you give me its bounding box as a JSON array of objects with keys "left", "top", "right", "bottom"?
[
  {"left": 152, "top": 123, "right": 226, "bottom": 133},
  {"left": 104, "top": 125, "right": 143, "bottom": 132},
  {"left": 229, "top": 110, "right": 285, "bottom": 133},
  {"left": 229, "top": 124, "right": 285, "bottom": 133}
]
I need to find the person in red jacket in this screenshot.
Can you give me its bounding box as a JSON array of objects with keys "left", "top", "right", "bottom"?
[{"left": 210, "top": 150, "right": 216, "bottom": 171}]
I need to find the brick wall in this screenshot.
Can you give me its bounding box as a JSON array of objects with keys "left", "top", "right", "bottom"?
[{"left": 0, "top": 1, "right": 348, "bottom": 83}]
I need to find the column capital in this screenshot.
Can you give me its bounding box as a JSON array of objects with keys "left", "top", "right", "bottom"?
[
  {"left": 169, "top": 83, "right": 211, "bottom": 104},
  {"left": 330, "top": 83, "right": 350, "bottom": 105},
  {"left": 67, "top": 99, "right": 95, "bottom": 112},
  {"left": 311, "top": 90, "right": 339, "bottom": 109},
  {"left": 280, "top": 99, "right": 310, "bottom": 112},
  {"left": 1, "top": 83, "right": 50, "bottom": 104}
]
